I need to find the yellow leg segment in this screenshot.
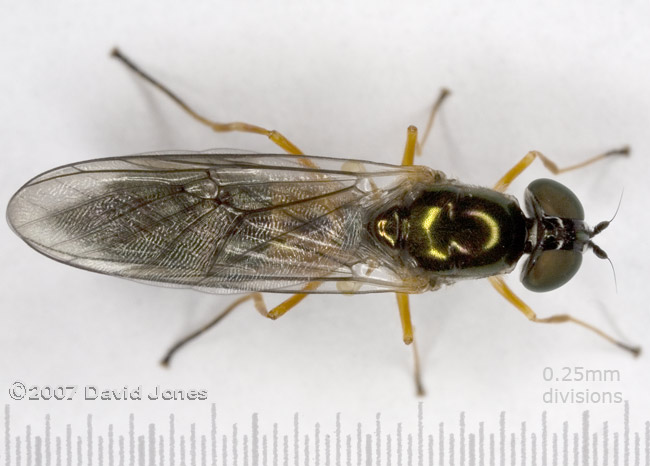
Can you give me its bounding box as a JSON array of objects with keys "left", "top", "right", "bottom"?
[
  {"left": 396, "top": 292, "right": 426, "bottom": 396},
  {"left": 401, "top": 125, "right": 419, "bottom": 166},
  {"left": 396, "top": 292, "right": 414, "bottom": 344},
  {"left": 493, "top": 147, "right": 629, "bottom": 192},
  {"left": 488, "top": 276, "right": 641, "bottom": 356},
  {"left": 260, "top": 281, "right": 322, "bottom": 320},
  {"left": 111, "top": 48, "right": 316, "bottom": 165}
]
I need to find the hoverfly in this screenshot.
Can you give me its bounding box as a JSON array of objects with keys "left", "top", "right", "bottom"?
[{"left": 6, "top": 49, "right": 639, "bottom": 395}]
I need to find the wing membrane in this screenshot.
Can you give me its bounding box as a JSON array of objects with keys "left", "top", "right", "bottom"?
[{"left": 8, "top": 151, "right": 438, "bottom": 293}]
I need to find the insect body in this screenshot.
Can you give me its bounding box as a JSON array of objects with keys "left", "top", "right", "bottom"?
[
  {"left": 6, "top": 49, "right": 639, "bottom": 395},
  {"left": 6, "top": 152, "right": 533, "bottom": 294}
]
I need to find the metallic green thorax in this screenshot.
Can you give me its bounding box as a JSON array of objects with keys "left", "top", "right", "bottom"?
[{"left": 370, "top": 185, "right": 528, "bottom": 279}]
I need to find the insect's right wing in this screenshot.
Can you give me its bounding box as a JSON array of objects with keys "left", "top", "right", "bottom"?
[{"left": 7, "top": 151, "right": 441, "bottom": 294}]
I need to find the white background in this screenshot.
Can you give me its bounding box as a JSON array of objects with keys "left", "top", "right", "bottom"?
[{"left": 1, "top": 0, "right": 649, "bottom": 462}]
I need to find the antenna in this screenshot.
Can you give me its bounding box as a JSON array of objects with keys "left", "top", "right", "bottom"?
[
  {"left": 589, "top": 241, "right": 618, "bottom": 292},
  {"left": 591, "top": 188, "right": 624, "bottom": 236}
]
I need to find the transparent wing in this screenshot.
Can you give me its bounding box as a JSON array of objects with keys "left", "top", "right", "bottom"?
[{"left": 7, "top": 151, "right": 439, "bottom": 294}]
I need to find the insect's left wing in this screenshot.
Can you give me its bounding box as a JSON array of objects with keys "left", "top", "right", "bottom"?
[{"left": 7, "top": 151, "right": 439, "bottom": 294}]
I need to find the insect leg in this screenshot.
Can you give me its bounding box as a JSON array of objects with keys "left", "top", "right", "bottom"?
[
  {"left": 493, "top": 147, "right": 630, "bottom": 192},
  {"left": 161, "top": 293, "right": 261, "bottom": 366},
  {"left": 402, "top": 87, "right": 451, "bottom": 166},
  {"left": 396, "top": 292, "right": 426, "bottom": 396},
  {"left": 110, "top": 48, "right": 310, "bottom": 160},
  {"left": 488, "top": 276, "right": 641, "bottom": 356},
  {"left": 415, "top": 88, "right": 451, "bottom": 157},
  {"left": 399, "top": 132, "right": 428, "bottom": 395},
  {"left": 253, "top": 282, "right": 322, "bottom": 320},
  {"left": 161, "top": 283, "right": 322, "bottom": 366},
  {"left": 397, "top": 123, "right": 428, "bottom": 395}
]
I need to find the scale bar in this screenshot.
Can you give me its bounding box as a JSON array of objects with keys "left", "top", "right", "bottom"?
[{"left": 1, "top": 402, "right": 647, "bottom": 465}]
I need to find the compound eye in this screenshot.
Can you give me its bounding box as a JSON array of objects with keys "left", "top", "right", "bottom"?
[
  {"left": 525, "top": 179, "right": 585, "bottom": 219},
  {"left": 521, "top": 250, "right": 583, "bottom": 292}
]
